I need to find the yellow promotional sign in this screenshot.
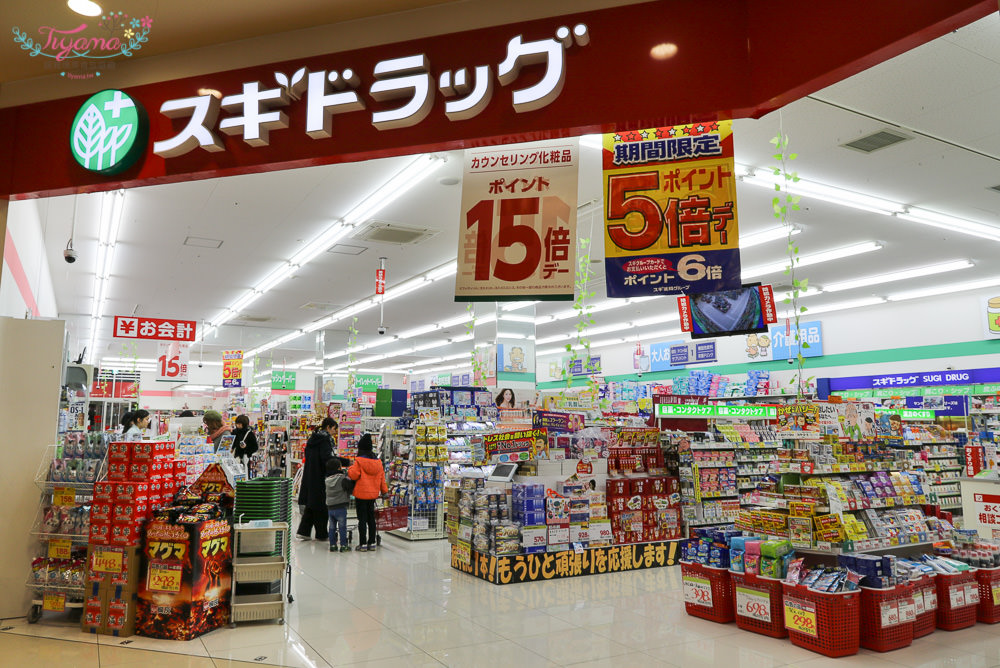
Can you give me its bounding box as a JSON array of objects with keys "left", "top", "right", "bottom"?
[
  {"left": 602, "top": 121, "right": 740, "bottom": 298},
  {"left": 48, "top": 539, "right": 71, "bottom": 560},
  {"left": 52, "top": 486, "right": 75, "bottom": 506},
  {"left": 222, "top": 350, "right": 243, "bottom": 388},
  {"left": 147, "top": 563, "right": 182, "bottom": 593},
  {"left": 784, "top": 598, "right": 818, "bottom": 636},
  {"left": 456, "top": 139, "right": 580, "bottom": 301},
  {"left": 43, "top": 592, "right": 66, "bottom": 612},
  {"left": 90, "top": 547, "right": 124, "bottom": 574}
]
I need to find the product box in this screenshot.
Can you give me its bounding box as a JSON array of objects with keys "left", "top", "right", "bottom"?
[
  {"left": 113, "top": 502, "right": 148, "bottom": 524},
  {"left": 136, "top": 518, "right": 232, "bottom": 641},
  {"left": 129, "top": 461, "right": 152, "bottom": 482},
  {"left": 94, "top": 481, "right": 116, "bottom": 503},
  {"left": 131, "top": 442, "right": 154, "bottom": 462},
  {"left": 113, "top": 482, "right": 149, "bottom": 503},
  {"left": 91, "top": 502, "right": 113, "bottom": 523},
  {"left": 110, "top": 521, "right": 143, "bottom": 547},
  {"left": 108, "top": 462, "right": 129, "bottom": 482},
  {"left": 89, "top": 520, "right": 111, "bottom": 545},
  {"left": 108, "top": 442, "right": 131, "bottom": 464}
]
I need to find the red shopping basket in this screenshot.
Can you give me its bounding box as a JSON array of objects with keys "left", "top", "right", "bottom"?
[
  {"left": 912, "top": 574, "right": 938, "bottom": 638},
  {"left": 782, "top": 582, "right": 860, "bottom": 658},
  {"left": 935, "top": 569, "right": 979, "bottom": 631},
  {"left": 375, "top": 505, "right": 408, "bottom": 531},
  {"left": 731, "top": 571, "right": 787, "bottom": 638},
  {"left": 681, "top": 561, "right": 734, "bottom": 623},
  {"left": 859, "top": 583, "right": 914, "bottom": 652},
  {"left": 976, "top": 566, "right": 1000, "bottom": 624}
]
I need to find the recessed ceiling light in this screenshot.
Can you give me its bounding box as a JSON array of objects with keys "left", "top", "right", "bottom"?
[
  {"left": 650, "top": 43, "right": 679, "bottom": 60},
  {"left": 183, "top": 236, "right": 223, "bottom": 249},
  {"left": 67, "top": 0, "right": 102, "bottom": 17}
]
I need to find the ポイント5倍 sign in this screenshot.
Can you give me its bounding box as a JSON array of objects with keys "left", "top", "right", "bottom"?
[
  {"left": 114, "top": 316, "right": 196, "bottom": 341},
  {"left": 602, "top": 121, "right": 741, "bottom": 298},
  {"left": 456, "top": 139, "right": 579, "bottom": 301}
]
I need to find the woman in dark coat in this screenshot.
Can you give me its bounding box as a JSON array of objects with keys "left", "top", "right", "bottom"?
[{"left": 296, "top": 417, "right": 337, "bottom": 540}]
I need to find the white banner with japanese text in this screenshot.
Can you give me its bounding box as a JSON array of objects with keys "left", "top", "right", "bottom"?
[{"left": 456, "top": 139, "right": 579, "bottom": 301}]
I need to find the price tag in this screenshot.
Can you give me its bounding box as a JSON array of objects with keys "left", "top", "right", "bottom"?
[
  {"left": 924, "top": 588, "right": 938, "bottom": 611},
  {"left": 879, "top": 601, "right": 901, "bottom": 628},
  {"left": 90, "top": 548, "right": 124, "bottom": 574},
  {"left": 949, "top": 584, "right": 967, "bottom": 608},
  {"left": 992, "top": 585, "right": 1000, "bottom": 606},
  {"left": 913, "top": 590, "right": 925, "bottom": 615},
  {"left": 47, "top": 539, "right": 71, "bottom": 560},
  {"left": 147, "top": 563, "right": 182, "bottom": 593},
  {"left": 682, "top": 575, "right": 713, "bottom": 607},
  {"left": 454, "top": 542, "right": 471, "bottom": 565},
  {"left": 784, "top": 598, "right": 818, "bottom": 636},
  {"left": 965, "top": 583, "right": 980, "bottom": 605},
  {"left": 52, "top": 486, "right": 75, "bottom": 506},
  {"left": 42, "top": 592, "right": 65, "bottom": 612},
  {"left": 736, "top": 586, "right": 772, "bottom": 622},
  {"left": 899, "top": 598, "right": 916, "bottom": 623}
]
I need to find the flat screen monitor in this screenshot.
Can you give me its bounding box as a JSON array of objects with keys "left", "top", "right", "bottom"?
[
  {"left": 487, "top": 462, "right": 519, "bottom": 482},
  {"left": 679, "top": 283, "right": 776, "bottom": 339}
]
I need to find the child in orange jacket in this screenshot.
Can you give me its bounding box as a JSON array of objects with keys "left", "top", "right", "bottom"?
[{"left": 348, "top": 434, "right": 388, "bottom": 551}]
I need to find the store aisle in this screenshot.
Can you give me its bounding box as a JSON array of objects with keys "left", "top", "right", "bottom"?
[{"left": 2, "top": 536, "right": 998, "bottom": 667}]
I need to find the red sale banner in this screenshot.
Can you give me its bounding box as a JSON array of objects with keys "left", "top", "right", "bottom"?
[
  {"left": 114, "top": 316, "right": 196, "bottom": 341},
  {"left": 455, "top": 139, "right": 579, "bottom": 301},
  {"left": 156, "top": 342, "right": 190, "bottom": 383},
  {"left": 375, "top": 268, "right": 386, "bottom": 295}
]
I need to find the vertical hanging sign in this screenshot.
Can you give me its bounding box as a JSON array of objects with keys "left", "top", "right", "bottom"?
[
  {"left": 602, "top": 121, "right": 741, "bottom": 298},
  {"left": 455, "top": 139, "right": 579, "bottom": 301},
  {"left": 222, "top": 350, "right": 243, "bottom": 388},
  {"left": 375, "top": 268, "right": 386, "bottom": 295},
  {"left": 156, "top": 342, "right": 190, "bottom": 382}
]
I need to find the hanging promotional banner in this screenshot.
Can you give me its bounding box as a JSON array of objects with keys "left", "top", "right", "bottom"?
[
  {"left": 114, "top": 316, "right": 196, "bottom": 341},
  {"left": 455, "top": 139, "right": 579, "bottom": 301},
  {"left": 375, "top": 268, "right": 386, "bottom": 295},
  {"left": 271, "top": 371, "right": 297, "bottom": 390},
  {"left": 602, "top": 120, "right": 741, "bottom": 298},
  {"left": 483, "top": 428, "right": 548, "bottom": 462},
  {"left": 770, "top": 320, "right": 823, "bottom": 360},
  {"left": 221, "top": 350, "right": 243, "bottom": 388},
  {"left": 156, "top": 342, "right": 190, "bottom": 383}
]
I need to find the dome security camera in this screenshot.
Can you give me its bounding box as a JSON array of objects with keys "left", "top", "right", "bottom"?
[
  {"left": 63, "top": 241, "right": 78, "bottom": 263},
  {"left": 377, "top": 326, "right": 387, "bottom": 336}
]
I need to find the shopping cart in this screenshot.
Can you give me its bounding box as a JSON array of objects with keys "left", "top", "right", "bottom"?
[{"left": 344, "top": 498, "right": 407, "bottom": 547}]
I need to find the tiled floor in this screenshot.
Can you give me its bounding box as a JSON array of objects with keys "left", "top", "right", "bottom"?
[{"left": 2, "top": 537, "right": 998, "bottom": 666}]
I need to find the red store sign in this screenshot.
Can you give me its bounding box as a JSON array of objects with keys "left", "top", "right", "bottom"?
[
  {"left": 113, "top": 316, "right": 196, "bottom": 342},
  {"left": 0, "top": 0, "right": 990, "bottom": 198}
]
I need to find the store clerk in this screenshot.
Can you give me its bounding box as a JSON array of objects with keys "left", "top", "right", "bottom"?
[{"left": 121, "top": 409, "right": 150, "bottom": 438}]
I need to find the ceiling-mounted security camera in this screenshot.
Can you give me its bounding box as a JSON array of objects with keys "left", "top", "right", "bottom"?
[
  {"left": 377, "top": 326, "right": 387, "bottom": 336},
  {"left": 64, "top": 240, "right": 78, "bottom": 263}
]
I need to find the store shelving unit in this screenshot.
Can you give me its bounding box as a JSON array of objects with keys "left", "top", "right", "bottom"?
[{"left": 231, "top": 522, "right": 289, "bottom": 626}]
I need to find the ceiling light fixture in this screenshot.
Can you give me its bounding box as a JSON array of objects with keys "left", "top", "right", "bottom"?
[
  {"left": 822, "top": 260, "right": 974, "bottom": 293},
  {"left": 887, "top": 275, "right": 1000, "bottom": 302},
  {"left": 86, "top": 190, "right": 126, "bottom": 364},
  {"left": 67, "top": 0, "right": 102, "bottom": 17},
  {"left": 895, "top": 210, "right": 1000, "bottom": 243},
  {"left": 783, "top": 296, "right": 886, "bottom": 317},
  {"left": 740, "top": 225, "right": 801, "bottom": 248},
  {"left": 204, "top": 155, "right": 445, "bottom": 338},
  {"left": 741, "top": 241, "right": 882, "bottom": 280}
]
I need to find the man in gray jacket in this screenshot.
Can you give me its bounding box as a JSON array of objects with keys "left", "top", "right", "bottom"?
[{"left": 325, "top": 458, "right": 352, "bottom": 552}]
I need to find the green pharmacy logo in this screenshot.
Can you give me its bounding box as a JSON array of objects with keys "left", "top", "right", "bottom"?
[{"left": 70, "top": 89, "right": 148, "bottom": 174}]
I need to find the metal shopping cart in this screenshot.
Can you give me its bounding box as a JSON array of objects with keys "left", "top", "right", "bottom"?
[{"left": 343, "top": 498, "right": 407, "bottom": 546}]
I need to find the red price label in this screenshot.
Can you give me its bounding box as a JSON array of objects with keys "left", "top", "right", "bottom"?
[
  {"left": 736, "top": 587, "right": 771, "bottom": 622},
  {"left": 682, "top": 576, "right": 713, "bottom": 607}
]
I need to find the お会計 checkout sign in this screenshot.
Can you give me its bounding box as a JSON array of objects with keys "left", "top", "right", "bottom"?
[{"left": 0, "top": 1, "right": 990, "bottom": 197}]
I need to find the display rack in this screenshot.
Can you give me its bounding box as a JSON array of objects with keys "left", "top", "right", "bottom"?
[
  {"left": 386, "top": 421, "right": 446, "bottom": 540},
  {"left": 231, "top": 522, "right": 289, "bottom": 626},
  {"left": 27, "top": 441, "right": 108, "bottom": 623}
]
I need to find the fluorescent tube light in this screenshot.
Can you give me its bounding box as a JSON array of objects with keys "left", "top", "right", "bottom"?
[
  {"left": 784, "top": 296, "right": 885, "bottom": 317},
  {"left": 887, "top": 276, "right": 1000, "bottom": 302},
  {"left": 896, "top": 211, "right": 1000, "bottom": 243},
  {"left": 740, "top": 225, "right": 800, "bottom": 248},
  {"left": 823, "top": 260, "right": 973, "bottom": 293},
  {"left": 742, "top": 241, "right": 882, "bottom": 279}
]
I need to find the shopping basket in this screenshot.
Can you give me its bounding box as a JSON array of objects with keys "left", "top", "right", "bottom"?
[
  {"left": 730, "top": 571, "right": 787, "bottom": 637},
  {"left": 781, "top": 582, "right": 860, "bottom": 658},
  {"left": 859, "top": 583, "right": 914, "bottom": 652},
  {"left": 975, "top": 566, "right": 1000, "bottom": 624},
  {"left": 935, "top": 569, "right": 979, "bottom": 631},
  {"left": 912, "top": 574, "right": 938, "bottom": 638},
  {"left": 375, "top": 504, "right": 408, "bottom": 532},
  {"left": 680, "top": 561, "right": 734, "bottom": 623}
]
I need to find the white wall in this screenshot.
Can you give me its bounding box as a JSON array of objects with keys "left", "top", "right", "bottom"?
[
  {"left": 537, "top": 286, "right": 1000, "bottom": 388},
  {"left": 1, "top": 199, "right": 57, "bottom": 319}
]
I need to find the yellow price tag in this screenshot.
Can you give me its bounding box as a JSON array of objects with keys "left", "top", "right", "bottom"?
[
  {"left": 992, "top": 585, "right": 1000, "bottom": 606},
  {"left": 784, "top": 599, "right": 817, "bottom": 636},
  {"left": 886, "top": 497, "right": 895, "bottom": 507},
  {"left": 47, "top": 539, "right": 71, "bottom": 560},
  {"left": 42, "top": 592, "right": 65, "bottom": 612},
  {"left": 52, "top": 486, "right": 75, "bottom": 506},
  {"left": 90, "top": 548, "right": 123, "bottom": 574},
  {"left": 147, "top": 564, "right": 182, "bottom": 593}
]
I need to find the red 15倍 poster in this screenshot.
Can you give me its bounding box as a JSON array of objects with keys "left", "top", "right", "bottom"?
[{"left": 456, "top": 139, "right": 579, "bottom": 301}]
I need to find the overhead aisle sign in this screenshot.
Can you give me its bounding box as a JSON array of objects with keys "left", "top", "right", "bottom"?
[
  {"left": 602, "top": 121, "right": 741, "bottom": 298},
  {"left": 456, "top": 139, "right": 580, "bottom": 301}
]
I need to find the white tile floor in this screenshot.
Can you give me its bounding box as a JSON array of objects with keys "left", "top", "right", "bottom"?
[{"left": 2, "top": 536, "right": 998, "bottom": 666}]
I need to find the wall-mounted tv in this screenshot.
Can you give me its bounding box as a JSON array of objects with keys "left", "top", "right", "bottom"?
[{"left": 677, "top": 283, "right": 778, "bottom": 339}]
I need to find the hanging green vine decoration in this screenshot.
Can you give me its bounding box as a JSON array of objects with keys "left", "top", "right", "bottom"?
[
  {"left": 346, "top": 317, "right": 359, "bottom": 393},
  {"left": 562, "top": 237, "right": 596, "bottom": 390},
  {"left": 466, "top": 303, "right": 487, "bottom": 382},
  {"left": 770, "top": 132, "right": 811, "bottom": 398}
]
